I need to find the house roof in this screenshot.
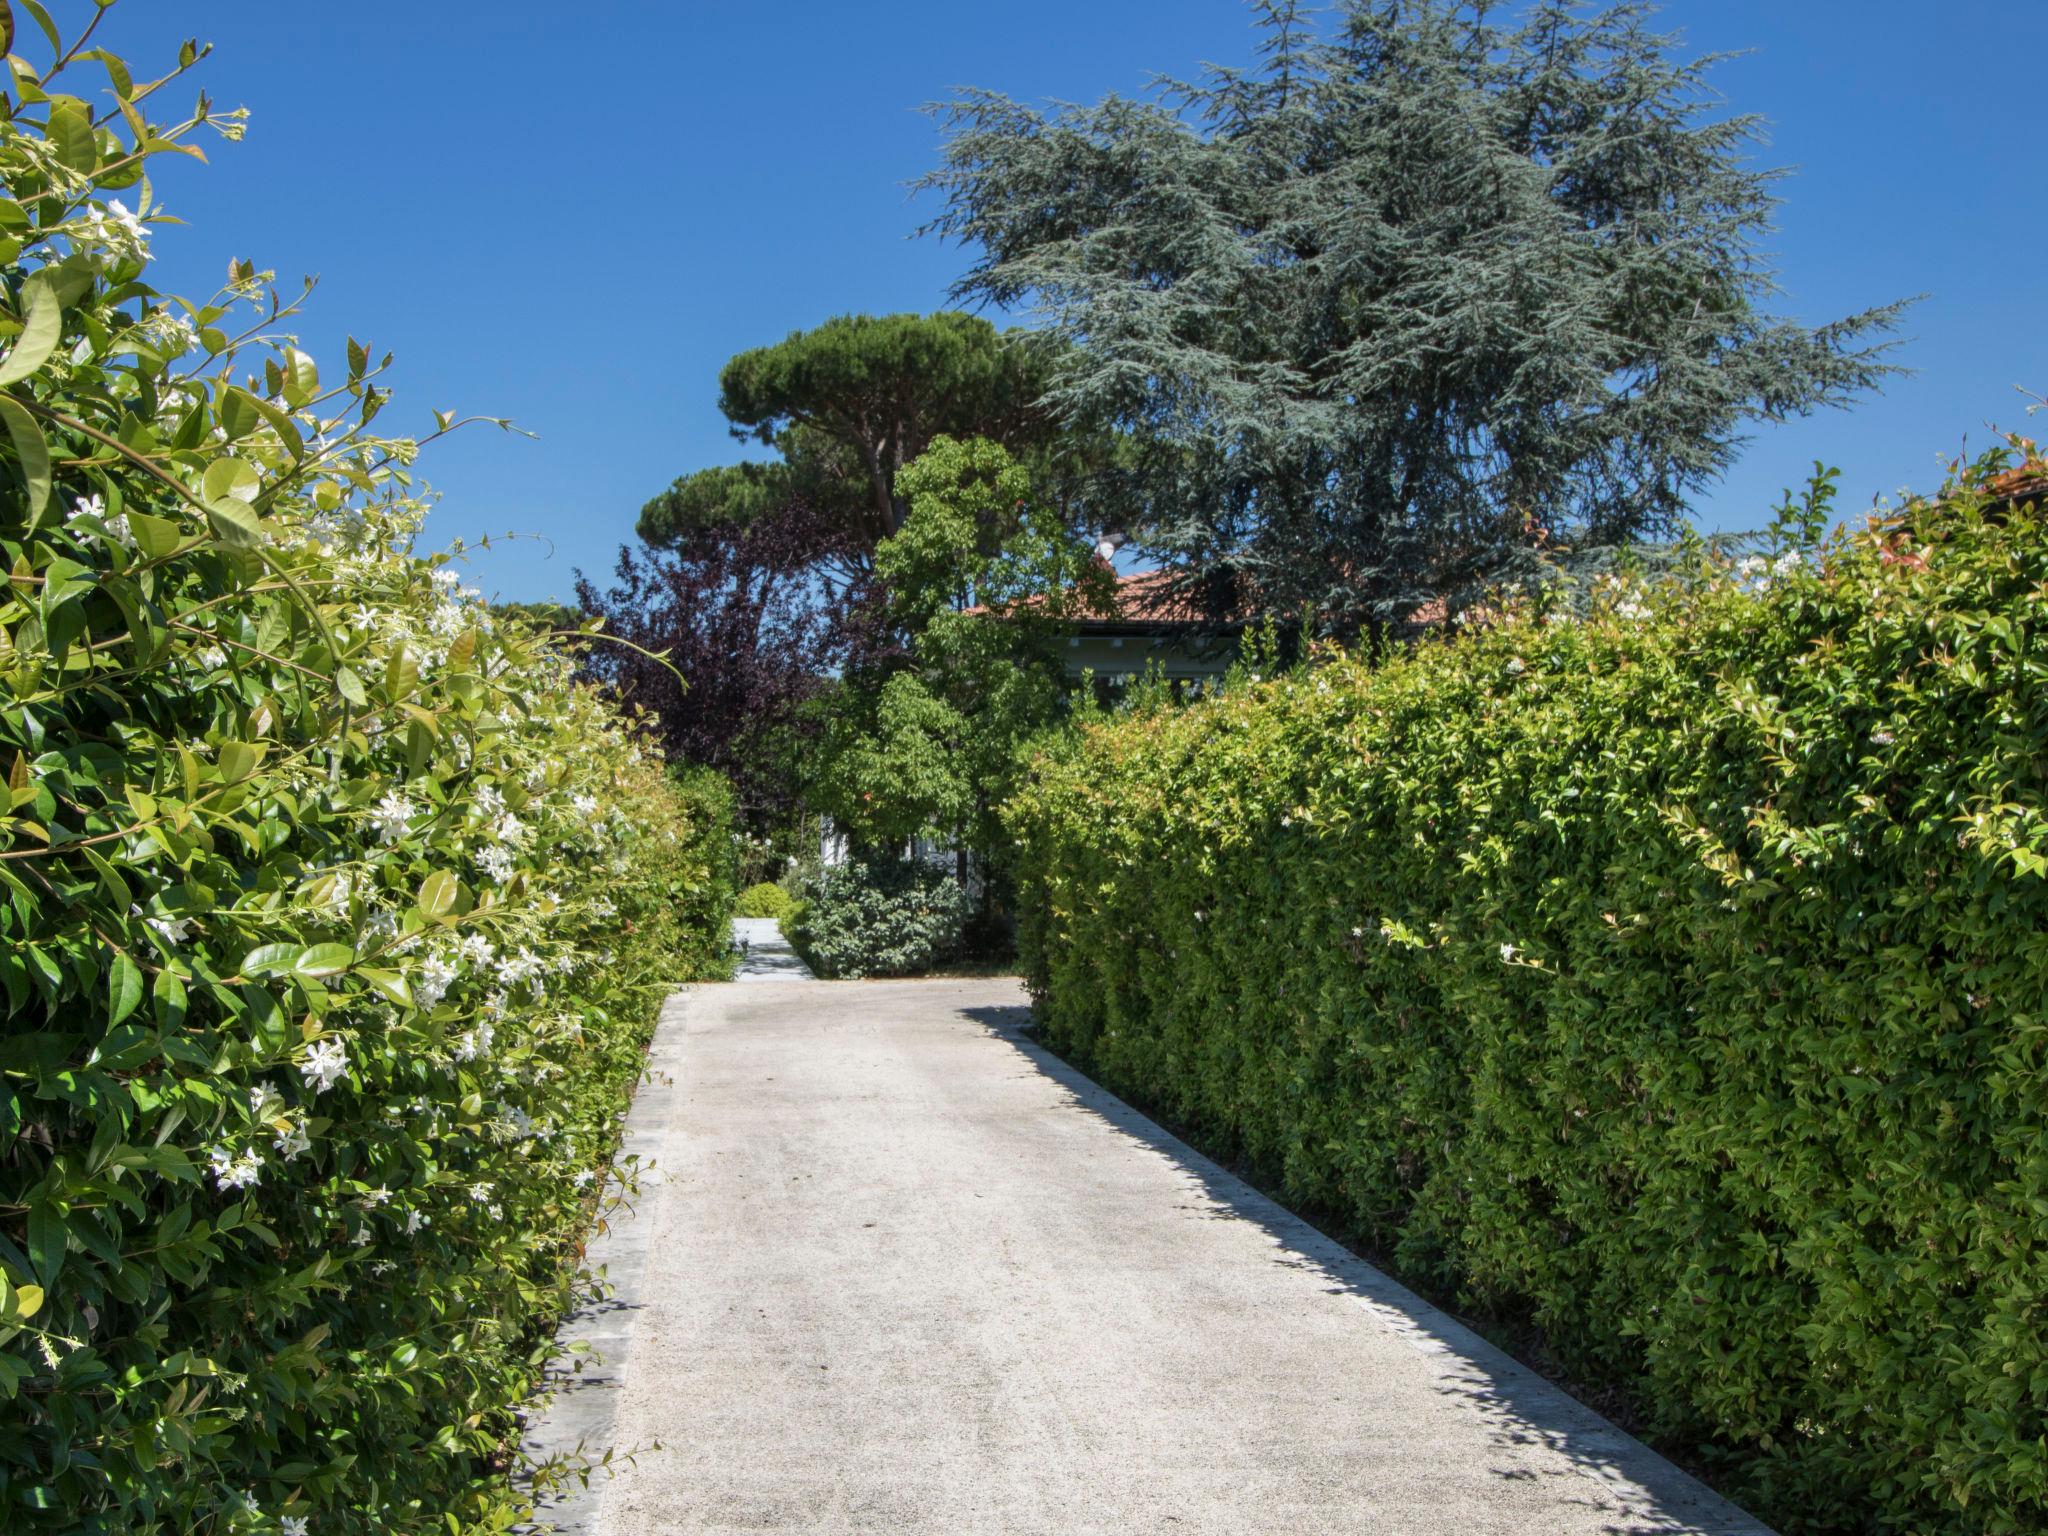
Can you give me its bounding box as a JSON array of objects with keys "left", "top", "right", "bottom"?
[
  {"left": 963, "top": 565, "right": 1251, "bottom": 629},
  {"left": 1984, "top": 462, "right": 2048, "bottom": 508}
]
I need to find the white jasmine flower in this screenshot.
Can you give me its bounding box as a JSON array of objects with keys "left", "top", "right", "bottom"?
[
  {"left": 1499, "top": 943, "right": 1517, "bottom": 963},
  {"left": 1505, "top": 657, "right": 1525, "bottom": 675},
  {"left": 132, "top": 904, "right": 193, "bottom": 945},
  {"left": 196, "top": 645, "right": 228, "bottom": 670},
  {"left": 453, "top": 1020, "right": 495, "bottom": 1062},
  {"left": 404, "top": 1209, "right": 427, "bottom": 1235},
  {"left": 273, "top": 1122, "right": 311, "bottom": 1160},
  {"left": 70, "top": 492, "right": 106, "bottom": 522},
  {"left": 475, "top": 845, "right": 515, "bottom": 884},
  {"left": 469, "top": 1182, "right": 491, "bottom": 1202},
  {"left": 300, "top": 1038, "right": 349, "bottom": 1094},
  {"left": 249, "top": 1083, "right": 285, "bottom": 1121},
  {"left": 208, "top": 1144, "right": 262, "bottom": 1191},
  {"left": 1871, "top": 729, "right": 1895, "bottom": 746},
  {"left": 492, "top": 811, "right": 528, "bottom": 847},
  {"left": 457, "top": 933, "right": 496, "bottom": 967},
  {"left": 414, "top": 953, "right": 458, "bottom": 1010},
  {"left": 501, "top": 947, "right": 545, "bottom": 989},
  {"left": 473, "top": 784, "right": 506, "bottom": 820},
  {"left": 572, "top": 793, "right": 599, "bottom": 818},
  {"left": 368, "top": 792, "right": 413, "bottom": 845},
  {"left": 573, "top": 1168, "right": 596, "bottom": 1189}
]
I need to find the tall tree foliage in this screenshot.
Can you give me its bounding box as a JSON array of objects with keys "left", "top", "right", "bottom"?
[
  {"left": 575, "top": 498, "right": 849, "bottom": 823},
  {"left": 919, "top": 0, "right": 1907, "bottom": 628},
  {"left": 810, "top": 436, "right": 1107, "bottom": 873},
  {"left": 637, "top": 312, "right": 1062, "bottom": 569}
]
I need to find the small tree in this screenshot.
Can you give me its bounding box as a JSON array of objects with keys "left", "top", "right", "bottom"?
[
  {"left": 810, "top": 436, "right": 1106, "bottom": 885},
  {"left": 919, "top": 0, "right": 1908, "bottom": 628}
]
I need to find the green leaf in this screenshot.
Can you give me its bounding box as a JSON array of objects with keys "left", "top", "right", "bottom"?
[
  {"left": 356, "top": 967, "right": 414, "bottom": 1009},
  {"left": 334, "top": 665, "right": 368, "bottom": 707},
  {"left": 126, "top": 510, "right": 182, "bottom": 560},
  {"left": 0, "top": 394, "right": 50, "bottom": 519},
  {"left": 39, "top": 556, "right": 93, "bottom": 612},
  {"left": 206, "top": 501, "right": 262, "bottom": 548},
  {"left": 385, "top": 645, "right": 418, "bottom": 702},
  {"left": 46, "top": 99, "right": 95, "bottom": 172},
  {"left": 293, "top": 943, "right": 355, "bottom": 979},
  {"left": 416, "top": 869, "right": 459, "bottom": 919},
  {"left": 26, "top": 1201, "right": 64, "bottom": 1288},
  {"left": 216, "top": 741, "right": 265, "bottom": 782},
  {"left": 240, "top": 943, "right": 302, "bottom": 978},
  {"left": 106, "top": 950, "right": 143, "bottom": 1026},
  {"left": 202, "top": 456, "right": 263, "bottom": 544},
  {"left": 0, "top": 275, "right": 63, "bottom": 387},
  {"left": 281, "top": 347, "right": 319, "bottom": 408}
]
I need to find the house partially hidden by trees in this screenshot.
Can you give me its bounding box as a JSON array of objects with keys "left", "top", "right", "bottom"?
[{"left": 1055, "top": 570, "right": 1239, "bottom": 698}]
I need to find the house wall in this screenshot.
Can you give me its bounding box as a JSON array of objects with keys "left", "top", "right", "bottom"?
[{"left": 1061, "top": 631, "right": 1235, "bottom": 686}]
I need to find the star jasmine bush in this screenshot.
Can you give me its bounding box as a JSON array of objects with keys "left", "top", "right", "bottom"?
[
  {"left": 0, "top": 11, "right": 734, "bottom": 1534},
  {"left": 1008, "top": 452, "right": 2048, "bottom": 1535}
]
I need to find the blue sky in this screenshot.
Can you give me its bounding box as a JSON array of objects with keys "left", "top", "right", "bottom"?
[{"left": 103, "top": 0, "right": 2048, "bottom": 604}]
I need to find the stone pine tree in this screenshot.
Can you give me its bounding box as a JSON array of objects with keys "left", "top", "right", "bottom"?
[
  {"left": 917, "top": 0, "right": 1909, "bottom": 629},
  {"left": 636, "top": 312, "right": 1063, "bottom": 575}
]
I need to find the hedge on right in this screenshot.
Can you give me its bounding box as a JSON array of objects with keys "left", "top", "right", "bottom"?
[{"left": 1006, "top": 453, "right": 2048, "bottom": 1535}]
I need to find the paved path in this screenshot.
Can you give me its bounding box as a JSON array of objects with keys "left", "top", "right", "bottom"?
[
  {"left": 731, "top": 917, "right": 814, "bottom": 981},
  {"left": 524, "top": 980, "right": 1771, "bottom": 1535}
]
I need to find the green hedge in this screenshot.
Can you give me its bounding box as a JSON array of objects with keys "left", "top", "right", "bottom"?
[
  {"left": 1007, "top": 458, "right": 2048, "bottom": 1535},
  {"left": 0, "top": 23, "right": 729, "bottom": 1534},
  {"left": 669, "top": 767, "right": 741, "bottom": 974},
  {"left": 734, "top": 880, "right": 795, "bottom": 922}
]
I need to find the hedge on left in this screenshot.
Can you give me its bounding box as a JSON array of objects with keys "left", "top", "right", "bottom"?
[{"left": 0, "top": 13, "right": 731, "bottom": 1534}]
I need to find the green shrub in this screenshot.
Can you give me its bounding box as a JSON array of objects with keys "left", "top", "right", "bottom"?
[
  {"left": 0, "top": 19, "right": 724, "bottom": 1533},
  {"left": 668, "top": 767, "right": 740, "bottom": 975},
  {"left": 788, "top": 855, "right": 969, "bottom": 978},
  {"left": 1007, "top": 455, "right": 2048, "bottom": 1536},
  {"left": 735, "top": 881, "right": 796, "bottom": 921}
]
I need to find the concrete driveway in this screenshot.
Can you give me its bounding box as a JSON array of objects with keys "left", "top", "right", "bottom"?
[{"left": 523, "top": 979, "right": 1771, "bottom": 1535}]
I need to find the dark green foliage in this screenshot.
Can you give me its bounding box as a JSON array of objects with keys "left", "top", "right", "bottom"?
[
  {"left": 788, "top": 856, "right": 971, "bottom": 979},
  {"left": 921, "top": 0, "right": 1907, "bottom": 629},
  {"left": 808, "top": 436, "right": 1107, "bottom": 861},
  {"left": 1007, "top": 449, "right": 2048, "bottom": 1534},
  {"left": 666, "top": 766, "right": 742, "bottom": 978},
  {"left": 639, "top": 312, "right": 1061, "bottom": 564}
]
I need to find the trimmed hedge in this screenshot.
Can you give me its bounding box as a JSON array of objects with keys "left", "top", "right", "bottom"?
[
  {"left": 0, "top": 24, "right": 733, "bottom": 1535},
  {"left": 669, "top": 767, "right": 742, "bottom": 975},
  {"left": 1007, "top": 457, "right": 2048, "bottom": 1535},
  {"left": 734, "top": 880, "right": 795, "bottom": 922}
]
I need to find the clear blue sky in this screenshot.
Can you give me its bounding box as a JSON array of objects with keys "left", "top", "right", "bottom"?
[{"left": 103, "top": 0, "right": 2048, "bottom": 604}]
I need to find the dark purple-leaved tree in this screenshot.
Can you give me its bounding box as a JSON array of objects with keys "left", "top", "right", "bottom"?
[{"left": 574, "top": 498, "right": 860, "bottom": 823}]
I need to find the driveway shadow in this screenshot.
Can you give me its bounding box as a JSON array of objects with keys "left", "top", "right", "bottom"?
[{"left": 958, "top": 1003, "right": 1773, "bottom": 1536}]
